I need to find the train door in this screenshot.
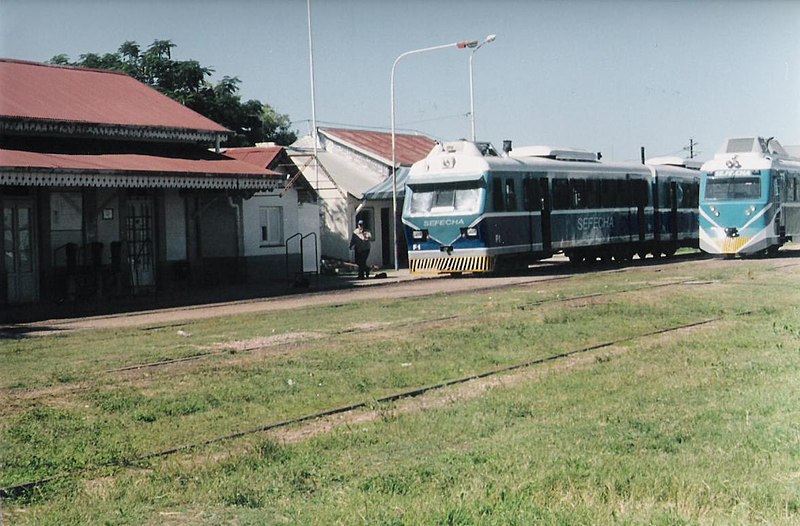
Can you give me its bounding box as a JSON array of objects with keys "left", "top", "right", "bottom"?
[
  {"left": 524, "top": 175, "right": 551, "bottom": 254},
  {"left": 669, "top": 181, "right": 679, "bottom": 242},
  {"left": 635, "top": 179, "right": 647, "bottom": 243},
  {"left": 540, "top": 178, "right": 552, "bottom": 253},
  {"left": 3, "top": 199, "right": 38, "bottom": 304}
]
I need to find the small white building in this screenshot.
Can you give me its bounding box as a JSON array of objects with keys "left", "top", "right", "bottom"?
[
  {"left": 222, "top": 146, "right": 320, "bottom": 282},
  {"left": 289, "top": 127, "right": 436, "bottom": 269}
]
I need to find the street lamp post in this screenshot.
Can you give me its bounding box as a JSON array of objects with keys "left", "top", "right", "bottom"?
[
  {"left": 469, "top": 34, "right": 496, "bottom": 142},
  {"left": 390, "top": 39, "right": 478, "bottom": 271}
]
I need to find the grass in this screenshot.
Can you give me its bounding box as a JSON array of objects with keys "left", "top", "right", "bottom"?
[{"left": 2, "top": 256, "right": 799, "bottom": 524}]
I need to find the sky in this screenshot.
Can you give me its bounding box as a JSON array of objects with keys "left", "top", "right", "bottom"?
[{"left": 1, "top": 0, "right": 799, "bottom": 162}]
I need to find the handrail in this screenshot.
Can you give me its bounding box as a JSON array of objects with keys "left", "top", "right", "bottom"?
[{"left": 284, "top": 232, "right": 319, "bottom": 288}]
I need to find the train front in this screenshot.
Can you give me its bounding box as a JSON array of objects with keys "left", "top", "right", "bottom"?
[
  {"left": 699, "top": 137, "right": 779, "bottom": 256},
  {"left": 402, "top": 141, "right": 492, "bottom": 274}
]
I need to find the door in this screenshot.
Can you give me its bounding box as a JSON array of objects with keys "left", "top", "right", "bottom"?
[
  {"left": 3, "top": 200, "right": 38, "bottom": 303},
  {"left": 669, "top": 181, "right": 679, "bottom": 241},
  {"left": 125, "top": 199, "right": 155, "bottom": 291}
]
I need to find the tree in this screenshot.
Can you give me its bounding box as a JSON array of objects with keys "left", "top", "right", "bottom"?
[{"left": 51, "top": 40, "right": 297, "bottom": 146}]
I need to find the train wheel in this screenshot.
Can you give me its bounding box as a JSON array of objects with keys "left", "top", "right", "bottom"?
[{"left": 568, "top": 253, "right": 584, "bottom": 265}]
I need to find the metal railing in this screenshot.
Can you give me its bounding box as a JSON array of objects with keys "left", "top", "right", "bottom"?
[{"left": 284, "top": 232, "right": 318, "bottom": 288}]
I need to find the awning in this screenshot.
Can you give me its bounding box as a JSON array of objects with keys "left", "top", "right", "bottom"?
[
  {"left": 0, "top": 148, "right": 282, "bottom": 191},
  {"left": 362, "top": 167, "right": 409, "bottom": 200}
]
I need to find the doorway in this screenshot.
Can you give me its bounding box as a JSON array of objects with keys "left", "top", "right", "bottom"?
[
  {"left": 125, "top": 198, "right": 155, "bottom": 292},
  {"left": 3, "top": 200, "right": 38, "bottom": 303}
]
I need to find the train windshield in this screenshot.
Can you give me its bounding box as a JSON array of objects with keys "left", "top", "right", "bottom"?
[
  {"left": 704, "top": 176, "right": 761, "bottom": 200},
  {"left": 408, "top": 182, "right": 483, "bottom": 215}
]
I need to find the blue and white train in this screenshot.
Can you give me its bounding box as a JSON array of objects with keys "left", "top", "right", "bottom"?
[
  {"left": 402, "top": 140, "right": 699, "bottom": 274},
  {"left": 699, "top": 137, "right": 800, "bottom": 256}
]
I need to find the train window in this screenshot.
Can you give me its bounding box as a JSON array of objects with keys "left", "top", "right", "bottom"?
[
  {"left": 656, "top": 182, "right": 671, "bottom": 208},
  {"left": 505, "top": 179, "right": 517, "bottom": 211},
  {"left": 599, "top": 180, "right": 615, "bottom": 207},
  {"left": 570, "top": 179, "right": 590, "bottom": 209},
  {"left": 552, "top": 178, "right": 571, "bottom": 210},
  {"left": 433, "top": 188, "right": 456, "bottom": 209},
  {"left": 492, "top": 178, "right": 504, "bottom": 211},
  {"left": 409, "top": 189, "right": 433, "bottom": 214},
  {"left": 523, "top": 176, "right": 544, "bottom": 211},
  {"left": 633, "top": 179, "right": 649, "bottom": 207},
  {"left": 679, "top": 183, "right": 698, "bottom": 208},
  {"left": 408, "top": 183, "right": 483, "bottom": 215},
  {"left": 584, "top": 179, "right": 600, "bottom": 208},
  {"left": 454, "top": 186, "right": 481, "bottom": 212},
  {"left": 705, "top": 177, "right": 761, "bottom": 200}
]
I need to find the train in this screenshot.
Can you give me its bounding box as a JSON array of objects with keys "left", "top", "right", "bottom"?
[
  {"left": 698, "top": 137, "right": 800, "bottom": 256},
  {"left": 401, "top": 140, "right": 700, "bottom": 274}
]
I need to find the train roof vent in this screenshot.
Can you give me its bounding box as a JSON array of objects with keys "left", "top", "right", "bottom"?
[
  {"left": 437, "top": 140, "right": 484, "bottom": 157},
  {"left": 721, "top": 136, "right": 786, "bottom": 156},
  {"left": 645, "top": 156, "right": 701, "bottom": 169},
  {"left": 784, "top": 145, "right": 800, "bottom": 159},
  {"left": 509, "top": 145, "right": 598, "bottom": 162}
]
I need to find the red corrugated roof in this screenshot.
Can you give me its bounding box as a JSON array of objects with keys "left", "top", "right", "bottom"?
[
  {"left": 223, "top": 146, "right": 283, "bottom": 169},
  {"left": 0, "top": 59, "right": 229, "bottom": 133},
  {"left": 0, "top": 148, "right": 278, "bottom": 176},
  {"left": 319, "top": 127, "right": 435, "bottom": 166}
]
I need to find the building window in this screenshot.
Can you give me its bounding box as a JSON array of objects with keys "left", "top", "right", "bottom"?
[{"left": 259, "top": 206, "right": 283, "bottom": 246}]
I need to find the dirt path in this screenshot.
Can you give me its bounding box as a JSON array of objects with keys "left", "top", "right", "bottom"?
[
  {"left": 7, "top": 270, "right": 565, "bottom": 333},
  {"left": 7, "top": 247, "right": 799, "bottom": 334}
]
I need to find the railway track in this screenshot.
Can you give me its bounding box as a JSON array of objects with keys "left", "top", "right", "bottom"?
[
  {"left": 108, "top": 278, "right": 714, "bottom": 373},
  {"left": 1, "top": 308, "right": 751, "bottom": 500},
  {"left": 0, "top": 277, "right": 719, "bottom": 410}
]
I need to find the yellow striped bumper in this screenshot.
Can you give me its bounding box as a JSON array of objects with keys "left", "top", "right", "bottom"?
[
  {"left": 719, "top": 236, "right": 751, "bottom": 254},
  {"left": 409, "top": 255, "right": 495, "bottom": 274}
]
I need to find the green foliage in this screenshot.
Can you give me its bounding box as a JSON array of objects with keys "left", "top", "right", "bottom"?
[{"left": 50, "top": 39, "right": 297, "bottom": 146}]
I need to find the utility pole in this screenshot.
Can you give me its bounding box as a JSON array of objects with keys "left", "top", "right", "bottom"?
[{"left": 684, "top": 138, "right": 699, "bottom": 159}]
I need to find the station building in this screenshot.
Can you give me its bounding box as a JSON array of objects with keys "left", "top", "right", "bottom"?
[{"left": 0, "top": 59, "right": 314, "bottom": 309}]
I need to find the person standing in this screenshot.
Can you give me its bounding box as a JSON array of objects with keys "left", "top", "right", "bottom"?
[{"left": 349, "top": 219, "right": 373, "bottom": 279}]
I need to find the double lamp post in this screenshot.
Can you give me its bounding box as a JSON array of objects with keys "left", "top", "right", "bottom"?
[{"left": 389, "top": 34, "right": 496, "bottom": 271}]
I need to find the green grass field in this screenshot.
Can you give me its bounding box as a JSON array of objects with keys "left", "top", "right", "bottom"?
[{"left": 2, "top": 256, "right": 799, "bottom": 524}]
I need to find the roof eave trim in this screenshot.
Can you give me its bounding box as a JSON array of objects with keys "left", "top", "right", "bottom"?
[
  {"left": 0, "top": 118, "right": 231, "bottom": 143},
  {"left": 0, "top": 167, "right": 281, "bottom": 191}
]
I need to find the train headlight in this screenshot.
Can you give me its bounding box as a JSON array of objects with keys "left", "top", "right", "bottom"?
[
  {"left": 412, "top": 230, "right": 428, "bottom": 241},
  {"left": 745, "top": 209, "right": 751, "bottom": 216},
  {"left": 461, "top": 227, "right": 478, "bottom": 238}
]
